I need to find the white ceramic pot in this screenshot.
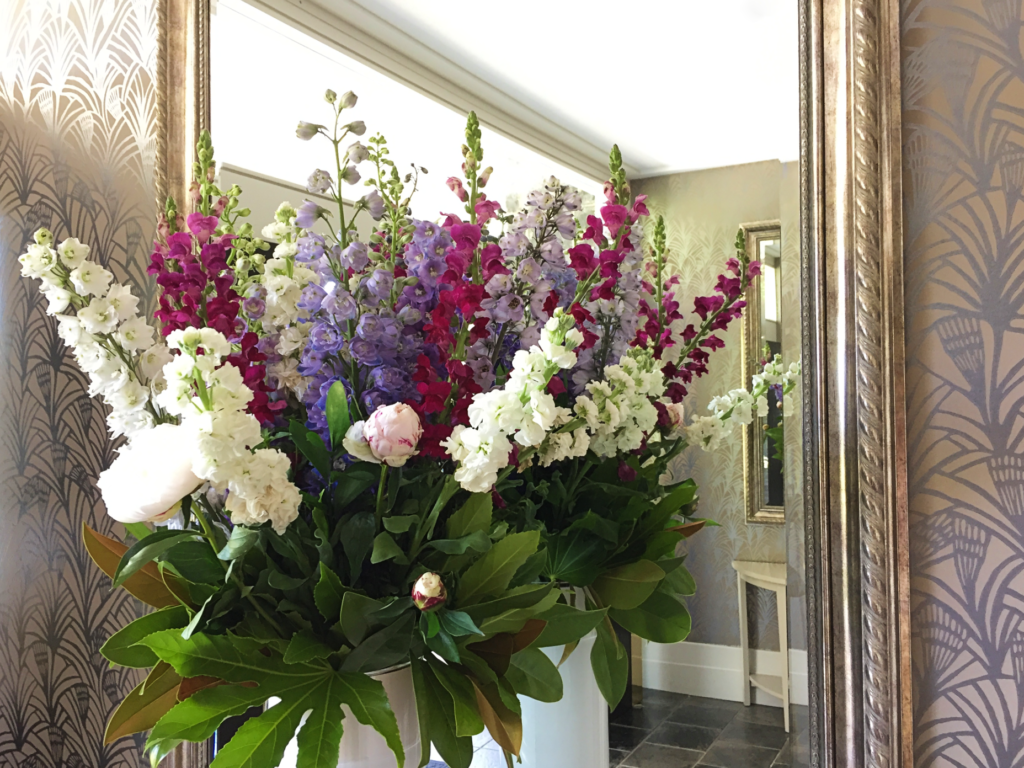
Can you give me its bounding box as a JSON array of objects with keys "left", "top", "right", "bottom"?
[
  {"left": 277, "top": 664, "right": 420, "bottom": 768},
  {"left": 519, "top": 632, "right": 608, "bottom": 768}
]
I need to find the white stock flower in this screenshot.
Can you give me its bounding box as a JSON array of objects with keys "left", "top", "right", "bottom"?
[
  {"left": 69, "top": 263, "right": 113, "bottom": 296},
  {"left": 224, "top": 449, "right": 301, "bottom": 534},
  {"left": 97, "top": 423, "right": 202, "bottom": 523}
]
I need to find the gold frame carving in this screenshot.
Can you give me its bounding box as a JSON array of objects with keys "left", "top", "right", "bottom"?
[
  {"left": 740, "top": 221, "right": 786, "bottom": 525},
  {"left": 160, "top": 0, "right": 913, "bottom": 766}
]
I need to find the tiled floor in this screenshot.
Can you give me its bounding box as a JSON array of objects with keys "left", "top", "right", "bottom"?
[
  {"left": 610, "top": 689, "right": 810, "bottom": 768},
  {"left": 428, "top": 688, "right": 810, "bottom": 768}
]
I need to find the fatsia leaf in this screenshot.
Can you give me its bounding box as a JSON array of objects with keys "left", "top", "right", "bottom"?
[
  {"left": 590, "top": 618, "right": 628, "bottom": 709},
  {"left": 543, "top": 530, "right": 605, "bottom": 587},
  {"left": 506, "top": 647, "right": 563, "bottom": 703},
  {"left": 104, "top": 662, "right": 181, "bottom": 744},
  {"left": 148, "top": 681, "right": 269, "bottom": 746},
  {"left": 608, "top": 591, "right": 692, "bottom": 643},
  {"left": 206, "top": 684, "right": 312, "bottom": 768},
  {"left": 325, "top": 380, "right": 351, "bottom": 452},
  {"left": 100, "top": 606, "right": 190, "bottom": 668},
  {"left": 112, "top": 529, "right": 202, "bottom": 588},
  {"left": 332, "top": 672, "right": 405, "bottom": 768},
  {"left": 591, "top": 560, "right": 665, "bottom": 610},
  {"left": 445, "top": 493, "right": 492, "bottom": 539},
  {"left": 533, "top": 603, "right": 608, "bottom": 648},
  {"left": 314, "top": 563, "right": 347, "bottom": 622},
  {"left": 82, "top": 525, "right": 192, "bottom": 608},
  {"left": 457, "top": 531, "right": 540, "bottom": 606}
]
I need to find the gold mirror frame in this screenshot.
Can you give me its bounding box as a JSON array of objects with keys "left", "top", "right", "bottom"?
[
  {"left": 157, "top": 0, "right": 912, "bottom": 766},
  {"left": 741, "top": 221, "right": 786, "bottom": 525}
]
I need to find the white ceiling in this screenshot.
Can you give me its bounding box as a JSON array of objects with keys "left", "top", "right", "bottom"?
[{"left": 343, "top": 0, "right": 800, "bottom": 178}]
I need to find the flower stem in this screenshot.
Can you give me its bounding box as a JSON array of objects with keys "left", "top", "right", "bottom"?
[{"left": 374, "top": 463, "right": 389, "bottom": 529}]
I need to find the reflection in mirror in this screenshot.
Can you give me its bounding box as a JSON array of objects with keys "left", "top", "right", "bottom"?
[
  {"left": 206, "top": 2, "right": 809, "bottom": 768},
  {"left": 743, "top": 225, "right": 786, "bottom": 523}
]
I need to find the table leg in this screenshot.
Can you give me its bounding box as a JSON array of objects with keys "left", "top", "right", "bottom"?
[{"left": 738, "top": 573, "right": 750, "bottom": 706}]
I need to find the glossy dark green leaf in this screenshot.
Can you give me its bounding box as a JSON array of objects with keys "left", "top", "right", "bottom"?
[
  {"left": 507, "top": 646, "right": 563, "bottom": 703},
  {"left": 428, "top": 530, "right": 492, "bottom": 555},
  {"left": 339, "top": 613, "right": 415, "bottom": 673},
  {"left": 289, "top": 420, "right": 332, "bottom": 480},
  {"left": 112, "top": 529, "right": 201, "bottom": 588},
  {"left": 439, "top": 610, "right": 484, "bottom": 638},
  {"left": 445, "top": 493, "right": 492, "bottom": 539},
  {"left": 429, "top": 658, "right": 483, "bottom": 737},
  {"left": 425, "top": 625, "right": 460, "bottom": 663},
  {"left": 161, "top": 540, "right": 225, "bottom": 584},
  {"left": 411, "top": 657, "right": 473, "bottom": 768},
  {"left": 462, "top": 584, "right": 554, "bottom": 624},
  {"left": 566, "top": 510, "right": 620, "bottom": 543},
  {"left": 341, "top": 512, "right": 376, "bottom": 583},
  {"left": 122, "top": 521, "right": 153, "bottom": 543},
  {"left": 533, "top": 603, "right": 608, "bottom": 648},
  {"left": 340, "top": 592, "right": 384, "bottom": 646},
  {"left": 660, "top": 559, "right": 696, "bottom": 597},
  {"left": 591, "top": 560, "right": 665, "bottom": 610},
  {"left": 334, "top": 468, "right": 379, "bottom": 508},
  {"left": 370, "top": 532, "right": 406, "bottom": 564},
  {"left": 268, "top": 570, "right": 308, "bottom": 591},
  {"left": 100, "top": 606, "right": 190, "bottom": 667},
  {"left": 590, "top": 619, "right": 628, "bottom": 708},
  {"left": 314, "top": 563, "right": 347, "bottom": 622},
  {"left": 608, "top": 591, "right": 692, "bottom": 643},
  {"left": 382, "top": 515, "right": 418, "bottom": 534},
  {"left": 543, "top": 531, "right": 605, "bottom": 586},
  {"left": 284, "top": 630, "right": 333, "bottom": 664},
  {"left": 218, "top": 525, "right": 260, "bottom": 561},
  {"left": 457, "top": 531, "right": 540, "bottom": 606}
]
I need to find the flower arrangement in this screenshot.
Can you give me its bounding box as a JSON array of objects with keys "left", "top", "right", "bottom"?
[{"left": 19, "top": 87, "right": 769, "bottom": 768}]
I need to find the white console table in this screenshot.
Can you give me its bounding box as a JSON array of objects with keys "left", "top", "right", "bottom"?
[{"left": 732, "top": 559, "right": 790, "bottom": 732}]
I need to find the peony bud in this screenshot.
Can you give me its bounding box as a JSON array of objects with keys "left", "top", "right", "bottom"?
[
  {"left": 664, "top": 401, "right": 686, "bottom": 436},
  {"left": 412, "top": 572, "right": 446, "bottom": 611},
  {"left": 363, "top": 403, "right": 422, "bottom": 467}
]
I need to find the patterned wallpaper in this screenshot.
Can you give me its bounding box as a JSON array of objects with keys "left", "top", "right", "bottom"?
[
  {"left": 902, "top": 0, "right": 1024, "bottom": 765},
  {"left": 0, "top": 1, "right": 159, "bottom": 766},
  {"left": 634, "top": 160, "right": 803, "bottom": 651}
]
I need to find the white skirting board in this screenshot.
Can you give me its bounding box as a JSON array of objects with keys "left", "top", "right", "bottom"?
[{"left": 636, "top": 640, "right": 809, "bottom": 707}]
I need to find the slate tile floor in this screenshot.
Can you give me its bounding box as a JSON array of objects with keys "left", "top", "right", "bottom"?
[{"left": 427, "top": 688, "right": 810, "bottom": 768}]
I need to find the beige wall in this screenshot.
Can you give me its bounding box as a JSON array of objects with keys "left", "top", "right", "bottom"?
[{"left": 634, "top": 159, "right": 803, "bottom": 650}]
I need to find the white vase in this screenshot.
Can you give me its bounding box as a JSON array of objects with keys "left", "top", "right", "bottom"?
[
  {"left": 519, "top": 632, "right": 609, "bottom": 768},
  {"left": 277, "top": 664, "right": 421, "bottom": 768}
]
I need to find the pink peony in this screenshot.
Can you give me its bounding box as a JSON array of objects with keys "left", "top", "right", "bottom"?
[
  {"left": 363, "top": 403, "right": 423, "bottom": 467},
  {"left": 412, "top": 572, "right": 447, "bottom": 611}
]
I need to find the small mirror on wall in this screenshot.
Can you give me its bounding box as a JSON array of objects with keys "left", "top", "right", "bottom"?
[{"left": 742, "top": 223, "right": 785, "bottom": 524}]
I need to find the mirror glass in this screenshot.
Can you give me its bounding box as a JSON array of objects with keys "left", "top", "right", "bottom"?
[{"left": 210, "top": 2, "right": 809, "bottom": 767}]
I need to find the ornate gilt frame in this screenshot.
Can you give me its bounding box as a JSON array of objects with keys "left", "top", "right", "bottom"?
[
  {"left": 158, "top": 0, "right": 912, "bottom": 766},
  {"left": 740, "top": 221, "right": 786, "bottom": 525}
]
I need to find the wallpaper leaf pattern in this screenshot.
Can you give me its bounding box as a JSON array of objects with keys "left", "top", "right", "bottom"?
[
  {"left": 903, "top": 1, "right": 1024, "bottom": 765},
  {"left": 0, "top": 1, "right": 158, "bottom": 766}
]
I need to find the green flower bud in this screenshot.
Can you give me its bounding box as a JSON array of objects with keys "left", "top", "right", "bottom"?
[
  {"left": 324, "top": 89, "right": 337, "bottom": 104},
  {"left": 34, "top": 228, "right": 53, "bottom": 246}
]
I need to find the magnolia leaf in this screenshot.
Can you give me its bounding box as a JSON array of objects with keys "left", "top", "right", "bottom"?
[
  {"left": 370, "top": 532, "right": 406, "bottom": 564},
  {"left": 83, "top": 525, "right": 192, "bottom": 608},
  {"left": 557, "top": 640, "right": 579, "bottom": 668},
  {"left": 472, "top": 679, "right": 522, "bottom": 756},
  {"left": 429, "top": 658, "right": 484, "bottom": 737},
  {"left": 533, "top": 603, "right": 608, "bottom": 648},
  {"left": 462, "top": 584, "right": 554, "bottom": 624},
  {"left": 339, "top": 613, "right": 415, "bottom": 673},
  {"left": 162, "top": 540, "right": 226, "bottom": 583},
  {"left": 104, "top": 662, "right": 182, "bottom": 744},
  {"left": 590, "top": 618, "right": 628, "bottom": 709},
  {"left": 457, "top": 531, "right": 540, "bottom": 606},
  {"left": 438, "top": 610, "right": 484, "bottom": 638},
  {"left": 511, "top": 619, "right": 548, "bottom": 653},
  {"left": 507, "top": 647, "right": 563, "bottom": 703},
  {"left": 285, "top": 630, "right": 334, "bottom": 665},
  {"left": 467, "top": 633, "right": 515, "bottom": 677},
  {"left": 411, "top": 657, "right": 472, "bottom": 768},
  {"left": 667, "top": 519, "right": 706, "bottom": 538},
  {"left": 446, "top": 493, "right": 492, "bottom": 539},
  {"left": 112, "top": 529, "right": 202, "bottom": 588},
  {"left": 101, "top": 605, "right": 190, "bottom": 668},
  {"left": 591, "top": 560, "right": 665, "bottom": 610},
  {"left": 651, "top": 480, "right": 697, "bottom": 518},
  {"left": 340, "top": 592, "right": 384, "bottom": 646},
  {"left": 660, "top": 559, "right": 697, "bottom": 597},
  {"left": 608, "top": 591, "right": 692, "bottom": 643},
  {"left": 218, "top": 525, "right": 260, "bottom": 561},
  {"left": 424, "top": 625, "right": 460, "bottom": 664},
  {"left": 314, "top": 563, "right": 347, "bottom": 622},
  {"left": 326, "top": 380, "right": 351, "bottom": 451}
]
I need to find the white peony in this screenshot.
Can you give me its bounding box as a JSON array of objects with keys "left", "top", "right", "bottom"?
[
  {"left": 343, "top": 421, "right": 379, "bottom": 464},
  {"left": 97, "top": 423, "right": 202, "bottom": 523}
]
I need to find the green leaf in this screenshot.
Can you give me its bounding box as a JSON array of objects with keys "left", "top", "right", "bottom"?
[
  {"left": 462, "top": 584, "right": 555, "bottom": 624},
  {"left": 100, "top": 606, "right": 190, "bottom": 668},
  {"left": 341, "top": 512, "right": 376, "bottom": 583},
  {"left": 326, "top": 381, "right": 351, "bottom": 452},
  {"left": 566, "top": 511, "right": 620, "bottom": 543},
  {"left": 383, "top": 515, "right": 419, "bottom": 534},
  {"left": 218, "top": 525, "right": 260, "bottom": 561},
  {"left": 340, "top": 592, "right": 384, "bottom": 646},
  {"left": 439, "top": 610, "right": 484, "bottom": 638},
  {"left": 161, "top": 540, "right": 225, "bottom": 583},
  {"left": 290, "top": 420, "right": 332, "bottom": 480},
  {"left": 314, "top": 563, "right": 347, "bottom": 622},
  {"left": 428, "top": 530, "right": 492, "bottom": 555},
  {"left": 123, "top": 521, "right": 153, "bottom": 543},
  {"left": 335, "top": 468, "right": 379, "bottom": 508},
  {"left": 428, "top": 658, "right": 484, "bottom": 737},
  {"left": 457, "top": 531, "right": 540, "bottom": 606},
  {"left": 285, "top": 630, "right": 333, "bottom": 664},
  {"left": 591, "top": 619, "right": 628, "bottom": 708},
  {"left": 105, "top": 662, "right": 182, "bottom": 744},
  {"left": 371, "top": 532, "right": 407, "bottom": 564},
  {"left": 533, "top": 603, "right": 609, "bottom": 648},
  {"left": 340, "top": 613, "right": 415, "bottom": 673},
  {"left": 423, "top": 618, "right": 460, "bottom": 663},
  {"left": 608, "top": 591, "right": 692, "bottom": 643},
  {"left": 660, "top": 559, "right": 696, "bottom": 596},
  {"left": 333, "top": 672, "right": 405, "bottom": 767},
  {"left": 446, "top": 493, "right": 492, "bottom": 539},
  {"left": 268, "top": 571, "right": 308, "bottom": 591},
  {"left": 294, "top": 676, "right": 345, "bottom": 768},
  {"left": 507, "top": 647, "right": 563, "bottom": 703},
  {"left": 591, "top": 560, "right": 665, "bottom": 610},
  {"left": 652, "top": 480, "right": 697, "bottom": 518},
  {"left": 544, "top": 531, "right": 605, "bottom": 586},
  {"left": 149, "top": 681, "right": 268, "bottom": 747},
  {"left": 411, "top": 657, "right": 473, "bottom": 768},
  {"left": 112, "top": 529, "right": 201, "bottom": 588}
]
